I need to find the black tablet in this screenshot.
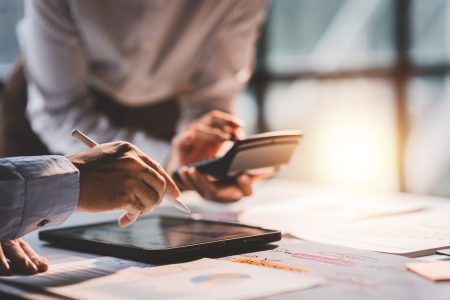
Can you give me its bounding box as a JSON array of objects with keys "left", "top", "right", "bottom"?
[
  {"left": 174, "top": 130, "right": 303, "bottom": 180},
  {"left": 39, "top": 216, "right": 281, "bottom": 263}
]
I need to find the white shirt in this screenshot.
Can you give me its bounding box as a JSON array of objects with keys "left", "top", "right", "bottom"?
[{"left": 19, "top": 0, "right": 266, "bottom": 163}]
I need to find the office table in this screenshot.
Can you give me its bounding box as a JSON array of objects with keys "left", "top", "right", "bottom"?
[{"left": 2, "top": 179, "right": 450, "bottom": 299}]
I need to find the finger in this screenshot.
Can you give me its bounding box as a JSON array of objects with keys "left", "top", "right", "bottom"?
[
  {"left": 203, "top": 110, "right": 244, "bottom": 129},
  {"left": 194, "top": 123, "right": 231, "bottom": 142},
  {"left": 139, "top": 166, "right": 167, "bottom": 201},
  {"left": 202, "top": 116, "right": 243, "bottom": 142},
  {"left": 187, "top": 167, "right": 245, "bottom": 202},
  {"left": 177, "top": 167, "right": 197, "bottom": 191},
  {"left": 247, "top": 168, "right": 276, "bottom": 181},
  {"left": 187, "top": 168, "right": 218, "bottom": 200},
  {"left": 0, "top": 244, "right": 11, "bottom": 275},
  {"left": 134, "top": 181, "right": 161, "bottom": 214},
  {"left": 18, "top": 239, "right": 48, "bottom": 273},
  {"left": 2, "top": 240, "right": 38, "bottom": 275},
  {"left": 234, "top": 128, "right": 246, "bottom": 140},
  {"left": 188, "top": 170, "right": 245, "bottom": 202},
  {"left": 118, "top": 207, "right": 141, "bottom": 227},
  {"left": 236, "top": 174, "right": 253, "bottom": 197},
  {"left": 132, "top": 149, "right": 181, "bottom": 199}
]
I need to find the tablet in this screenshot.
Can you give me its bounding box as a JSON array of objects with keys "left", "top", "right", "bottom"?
[
  {"left": 39, "top": 216, "right": 281, "bottom": 263},
  {"left": 175, "top": 130, "right": 303, "bottom": 180}
]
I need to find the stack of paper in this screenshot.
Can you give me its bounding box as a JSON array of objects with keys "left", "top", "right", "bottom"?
[
  {"left": 240, "top": 192, "right": 430, "bottom": 231},
  {"left": 0, "top": 257, "right": 145, "bottom": 288},
  {"left": 239, "top": 187, "right": 450, "bottom": 256},
  {"left": 1, "top": 257, "right": 322, "bottom": 300},
  {"left": 222, "top": 239, "right": 450, "bottom": 299},
  {"left": 51, "top": 258, "right": 322, "bottom": 300},
  {"left": 290, "top": 205, "right": 450, "bottom": 257}
]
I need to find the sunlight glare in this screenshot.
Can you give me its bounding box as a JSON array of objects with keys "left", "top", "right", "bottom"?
[{"left": 313, "top": 110, "right": 395, "bottom": 188}]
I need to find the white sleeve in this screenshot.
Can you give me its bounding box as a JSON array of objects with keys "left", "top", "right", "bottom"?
[{"left": 20, "top": 0, "right": 171, "bottom": 163}]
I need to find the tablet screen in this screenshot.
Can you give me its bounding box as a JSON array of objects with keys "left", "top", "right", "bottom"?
[{"left": 56, "top": 217, "right": 270, "bottom": 250}]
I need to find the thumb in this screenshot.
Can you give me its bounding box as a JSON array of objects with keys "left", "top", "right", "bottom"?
[{"left": 118, "top": 209, "right": 141, "bottom": 227}]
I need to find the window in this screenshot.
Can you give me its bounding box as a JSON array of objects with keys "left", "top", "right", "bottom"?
[
  {"left": 246, "top": 0, "right": 450, "bottom": 196},
  {"left": 0, "top": 1, "right": 23, "bottom": 79},
  {"left": 2, "top": 0, "right": 450, "bottom": 196}
]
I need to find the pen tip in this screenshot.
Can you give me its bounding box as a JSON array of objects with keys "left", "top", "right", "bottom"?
[
  {"left": 182, "top": 205, "right": 192, "bottom": 214},
  {"left": 175, "top": 200, "right": 191, "bottom": 214}
]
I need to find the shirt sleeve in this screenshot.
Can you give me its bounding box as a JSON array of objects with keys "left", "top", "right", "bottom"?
[
  {"left": 177, "top": 0, "right": 267, "bottom": 130},
  {"left": 0, "top": 156, "right": 79, "bottom": 240},
  {"left": 20, "top": 0, "right": 171, "bottom": 164}
]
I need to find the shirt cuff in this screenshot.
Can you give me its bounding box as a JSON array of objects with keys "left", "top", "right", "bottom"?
[{"left": 10, "top": 155, "right": 79, "bottom": 238}]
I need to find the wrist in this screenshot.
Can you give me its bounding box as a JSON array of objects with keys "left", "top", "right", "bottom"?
[
  {"left": 66, "top": 155, "right": 85, "bottom": 211},
  {"left": 66, "top": 154, "right": 84, "bottom": 171}
]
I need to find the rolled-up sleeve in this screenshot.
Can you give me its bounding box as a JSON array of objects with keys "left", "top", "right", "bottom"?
[{"left": 0, "top": 156, "right": 79, "bottom": 240}]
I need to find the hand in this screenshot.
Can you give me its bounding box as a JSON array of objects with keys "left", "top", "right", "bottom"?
[
  {"left": 168, "top": 110, "right": 244, "bottom": 170},
  {"left": 168, "top": 110, "right": 257, "bottom": 203},
  {"left": 68, "top": 141, "right": 181, "bottom": 227},
  {"left": 0, "top": 239, "right": 48, "bottom": 275},
  {"left": 177, "top": 167, "right": 254, "bottom": 202}
]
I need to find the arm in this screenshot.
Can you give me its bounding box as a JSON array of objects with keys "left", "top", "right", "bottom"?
[
  {"left": 0, "top": 146, "right": 180, "bottom": 241},
  {"left": 169, "top": 1, "right": 267, "bottom": 202},
  {"left": 0, "top": 156, "right": 78, "bottom": 275},
  {"left": 0, "top": 143, "right": 180, "bottom": 275},
  {"left": 20, "top": 0, "right": 170, "bottom": 163}
]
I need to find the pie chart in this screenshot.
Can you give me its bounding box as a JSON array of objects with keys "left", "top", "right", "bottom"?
[{"left": 191, "top": 273, "right": 251, "bottom": 285}]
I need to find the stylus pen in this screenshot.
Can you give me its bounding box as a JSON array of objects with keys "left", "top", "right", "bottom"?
[{"left": 71, "top": 129, "right": 191, "bottom": 214}]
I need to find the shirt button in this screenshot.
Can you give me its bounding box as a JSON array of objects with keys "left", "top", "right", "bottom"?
[{"left": 37, "top": 219, "right": 50, "bottom": 227}]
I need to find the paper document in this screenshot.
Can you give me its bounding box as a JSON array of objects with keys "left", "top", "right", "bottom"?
[
  {"left": 0, "top": 257, "right": 146, "bottom": 289},
  {"left": 406, "top": 261, "right": 450, "bottom": 281},
  {"left": 48, "top": 258, "right": 322, "bottom": 300},
  {"left": 240, "top": 191, "right": 431, "bottom": 233},
  {"left": 222, "top": 239, "right": 450, "bottom": 300},
  {"left": 239, "top": 188, "right": 450, "bottom": 256},
  {"left": 291, "top": 205, "right": 450, "bottom": 257}
]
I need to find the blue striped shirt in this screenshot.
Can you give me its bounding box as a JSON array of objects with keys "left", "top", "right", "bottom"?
[{"left": 0, "top": 156, "right": 79, "bottom": 240}]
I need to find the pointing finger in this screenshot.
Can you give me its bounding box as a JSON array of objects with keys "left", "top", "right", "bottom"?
[{"left": 202, "top": 110, "right": 244, "bottom": 129}]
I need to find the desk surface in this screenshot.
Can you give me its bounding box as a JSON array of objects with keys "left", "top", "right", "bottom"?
[{"left": 6, "top": 179, "right": 450, "bottom": 299}]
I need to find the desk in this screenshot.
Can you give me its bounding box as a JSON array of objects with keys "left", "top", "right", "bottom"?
[{"left": 4, "top": 179, "right": 450, "bottom": 299}]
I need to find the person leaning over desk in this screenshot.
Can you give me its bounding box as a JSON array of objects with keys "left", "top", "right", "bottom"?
[
  {"left": 15, "top": 0, "right": 266, "bottom": 202},
  {"left": 0, "top": 141, "right": 180, "bottom": 275}
]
